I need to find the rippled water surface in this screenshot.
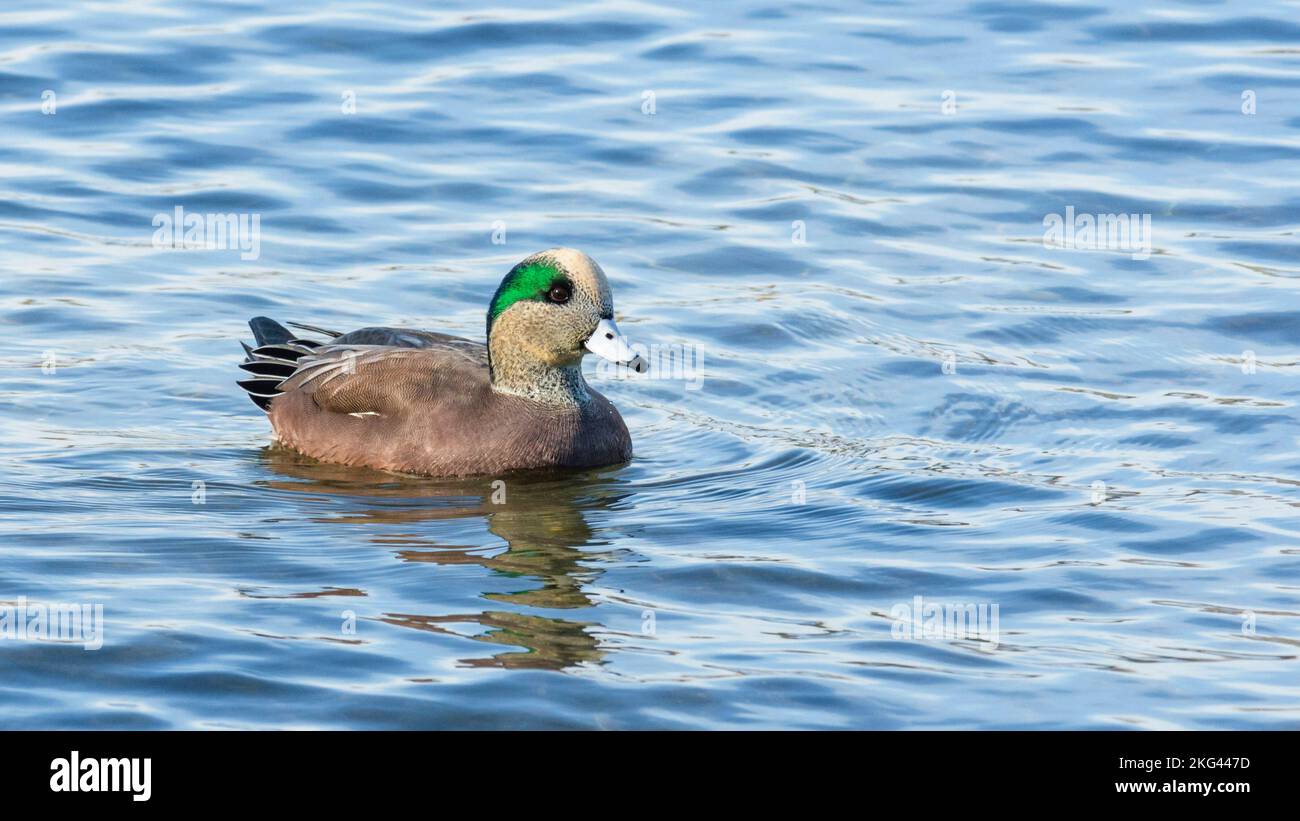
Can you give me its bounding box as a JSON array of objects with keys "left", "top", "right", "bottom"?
[{"left": 2, "top": 0, "right": 1299, "bottom": 729}]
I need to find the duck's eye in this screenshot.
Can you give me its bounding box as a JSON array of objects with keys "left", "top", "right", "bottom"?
[{"left": 546, "top": 284, "right": 571, "bottom": 304}]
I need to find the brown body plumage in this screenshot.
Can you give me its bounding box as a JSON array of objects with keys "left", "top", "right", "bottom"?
[{"left": 237, "top": 249, "right": 645, "bottom": 477}]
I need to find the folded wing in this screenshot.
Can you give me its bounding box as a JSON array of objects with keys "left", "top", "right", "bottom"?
[{"left": 238, "top": 317, "right": 487, "bottom": 414}]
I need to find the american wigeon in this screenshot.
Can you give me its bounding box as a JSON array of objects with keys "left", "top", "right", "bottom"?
[{"left": 238, "top": 248, "right": 647, "bottom": 477}]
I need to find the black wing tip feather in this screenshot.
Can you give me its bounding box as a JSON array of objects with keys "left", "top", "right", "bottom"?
[
  {"left": 237, "top": 377, "right": 281, "bottom": 411},
  {"left": 243, "top": 389, "right": 275, "bottom": 411},
  {"left": 248, "top": 316, "right": 294, "bottom": 347},
  {"left": 240, "top": 317, "right": 345, "bottom": 412},
  {"left": 286, "top": 320, "right": 344, "bottom": 339},
  {"left": 239, "top": 360, "right": 297, "bottom": 378},
  {"left": 241, "top": 316, "right": 297, "bottom": 411}
]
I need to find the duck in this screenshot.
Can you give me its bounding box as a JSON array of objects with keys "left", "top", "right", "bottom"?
[{"left": 237, "top": 248, "right": 648, "bottom": 477}]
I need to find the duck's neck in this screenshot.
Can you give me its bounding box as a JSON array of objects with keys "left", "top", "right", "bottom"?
[{"left": 489, "top": 346, "right": 591, "bottom": 406}]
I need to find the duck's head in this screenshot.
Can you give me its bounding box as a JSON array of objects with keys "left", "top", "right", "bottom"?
[{"left": 486, "top": 248, "right": 647, "bottom": 391}]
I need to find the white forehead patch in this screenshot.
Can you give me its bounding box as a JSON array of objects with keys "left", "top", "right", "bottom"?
[{"left": 534, "top": 247, "right": 612, "bottom": 313}]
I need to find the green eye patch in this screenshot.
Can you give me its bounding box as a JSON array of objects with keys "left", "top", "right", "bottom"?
[{"left": 487, "top": 259, "right": 565, "bottom": 332}]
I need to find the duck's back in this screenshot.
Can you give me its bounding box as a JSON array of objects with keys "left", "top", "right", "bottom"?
[{"left": 257, "top": 326, "right": 631, "bottom": 476}]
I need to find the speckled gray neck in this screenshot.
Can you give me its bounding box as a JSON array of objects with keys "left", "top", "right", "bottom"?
[{"left": 489, "top": 354, "right": 591, "bottom": 406}]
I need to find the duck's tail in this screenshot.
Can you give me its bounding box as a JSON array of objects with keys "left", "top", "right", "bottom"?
[{"left": 237, "top": 317, "right": 339, "bottom": 411}]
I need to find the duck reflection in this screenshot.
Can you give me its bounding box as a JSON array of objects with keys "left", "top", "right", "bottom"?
[{"left": 257, "top": 444, "right": 633, "bottom": 670}]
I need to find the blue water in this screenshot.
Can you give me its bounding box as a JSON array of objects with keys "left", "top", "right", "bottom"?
[{"left": 1, "top": 0, "right": 1298, "bottom": 729}]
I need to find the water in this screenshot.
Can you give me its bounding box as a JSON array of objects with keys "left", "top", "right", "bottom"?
[{"left": 1, "top": 0, "right": 1298, "bottom": 729}]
